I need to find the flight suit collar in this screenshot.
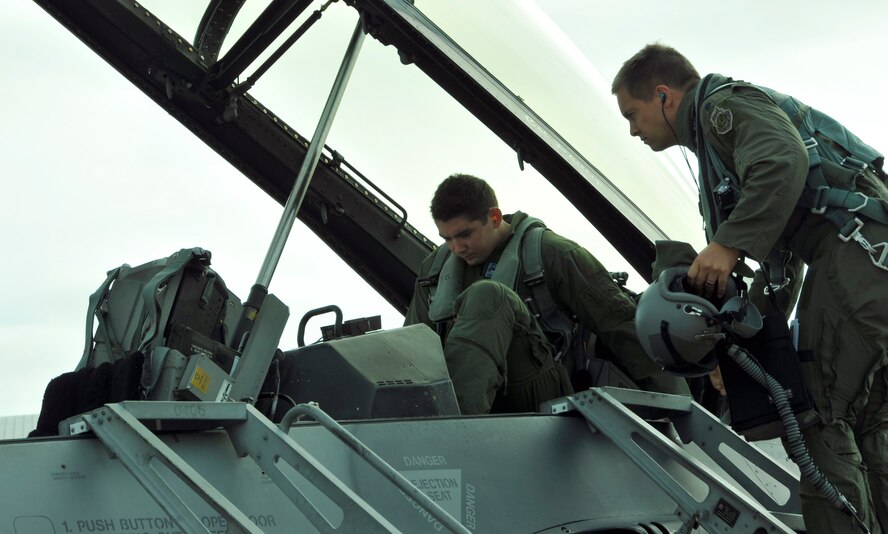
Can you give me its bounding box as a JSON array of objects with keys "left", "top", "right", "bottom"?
[
  {"left": 503, "top": 211, "right": 528, "bottom": 232},
  {"left": 675, "top": 84, "right": 698, "bottom": 152}
]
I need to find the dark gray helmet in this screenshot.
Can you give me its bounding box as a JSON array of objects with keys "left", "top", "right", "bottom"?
[{"left": 635, "top": 266, "right": 762, "bottom": 377}]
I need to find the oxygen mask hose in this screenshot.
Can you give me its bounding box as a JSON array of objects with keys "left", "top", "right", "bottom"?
[{"left": 725, "top": 344, "right": 871, "bottom": 534}]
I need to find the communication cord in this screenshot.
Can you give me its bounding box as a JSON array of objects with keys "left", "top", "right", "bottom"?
[
  {"left": 725, "top": 343, "right": 870, "bottom": 534},
  {"left": 662, "top": 101, "right": 696, "bottom": 184}
]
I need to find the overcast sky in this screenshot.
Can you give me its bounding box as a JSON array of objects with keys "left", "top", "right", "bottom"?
[{"left": 2, "top": 0, "right": 886, "bottom": 418}]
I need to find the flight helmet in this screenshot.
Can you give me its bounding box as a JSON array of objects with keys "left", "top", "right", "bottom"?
[{"left": 635, "top": 265, "right": 762, "bottom": 377}]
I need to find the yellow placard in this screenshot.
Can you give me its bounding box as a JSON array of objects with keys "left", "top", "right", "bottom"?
[{"left": 191, "top": 367, "right": 211, "bottom": 394}]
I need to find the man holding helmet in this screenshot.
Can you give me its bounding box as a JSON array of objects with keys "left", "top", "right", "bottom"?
[{"left": 613, "top": 43, "right": 888, "bottom": 533}]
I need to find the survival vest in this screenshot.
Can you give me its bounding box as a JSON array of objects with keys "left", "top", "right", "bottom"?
[
  {"left": 694, "top": 73, "right": 888, "bottom": 279},
  {"left": 420, "top": 215, "right": 579, "bottom": 362}
]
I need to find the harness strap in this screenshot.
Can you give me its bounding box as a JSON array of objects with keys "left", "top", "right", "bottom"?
[
  {"left": 791, "top": 128, "right": 888, "bottom": 266},
  {"left": 78, "top": 265, "right": 126, "bottom": 370},
  {"left": 763, "top": 249, "right": 793, "bottom": 295},
  {"left": 520, "top": 226, "right": 577, "bottom": 362}
]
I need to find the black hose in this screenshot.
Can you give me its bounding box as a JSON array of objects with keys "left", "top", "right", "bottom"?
[{"left": 726, "top": 344, "right": 870, "bottom": 534}]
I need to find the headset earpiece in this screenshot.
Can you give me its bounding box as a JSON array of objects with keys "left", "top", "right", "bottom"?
[{"left": 659, "top": 92, "right": 667, "bottom": 103}]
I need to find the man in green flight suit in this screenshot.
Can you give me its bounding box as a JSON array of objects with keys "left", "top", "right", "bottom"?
[
  {"left": 612, "top": 43, "right": 888, "bottom": 533},
  {"left": 404, "top": 173, "right": 688, "bottom": 415}
]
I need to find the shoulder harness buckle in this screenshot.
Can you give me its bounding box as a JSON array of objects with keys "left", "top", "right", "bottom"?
[
  {"left": 417, "top": 275, "right": 439, "bottom": 288},
  {"left": 523, "top": 270, "right": 545, "bottom": 288},
  {"left": 810, "top": 185, "right": 831, "bottom": 214},
  {"left": 838, "top": 217, "right": 865, "bottom": 243}
]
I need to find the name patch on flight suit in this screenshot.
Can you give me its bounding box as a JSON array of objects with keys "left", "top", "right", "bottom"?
[{"left": 710, "top": 106, "right": 733, "bottom": 134}]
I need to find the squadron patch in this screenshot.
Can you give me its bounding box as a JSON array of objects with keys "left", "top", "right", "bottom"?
[{"left": 710, "top": 106, "right": 733, "bottom": 134}]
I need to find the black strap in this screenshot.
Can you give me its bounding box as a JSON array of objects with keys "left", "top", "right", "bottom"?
[
  {"left": 764, "top": 248, "right": 793, "bottom": 295},
  {"left": 521, "top": 226, "right": 577, "bottom": 361},
  {"left": 660, "top": 320, "right": 686, "bottom": 364},
  {"left": 694, "top": 74, "right": 719, "bottom": 237}
]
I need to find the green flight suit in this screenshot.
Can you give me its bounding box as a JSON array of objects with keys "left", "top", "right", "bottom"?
[
  {"left": 676, "top": 77, "right": 888, "bottom": 533},
  {"left": 405, "top": 212, "right": 689, "bottom": 415}
]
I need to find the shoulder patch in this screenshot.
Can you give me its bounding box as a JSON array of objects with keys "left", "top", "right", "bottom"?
[{"left": 710, "top": 106, "right": 733, "bottom": 134}]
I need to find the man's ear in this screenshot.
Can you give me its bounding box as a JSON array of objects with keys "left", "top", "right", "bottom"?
[
  {"left": 654, "top": 84, "right": 669, "bottom": 104},
  {"left": 489, "top": 207, "right": 503, "bottom": 227}
]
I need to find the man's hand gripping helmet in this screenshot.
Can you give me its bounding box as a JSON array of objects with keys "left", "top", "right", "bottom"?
[{"left": 635, "top": 266, "right": 763, "bottom": 377}]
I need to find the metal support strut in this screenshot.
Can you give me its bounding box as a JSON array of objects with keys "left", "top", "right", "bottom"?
[
  {"left": 74, "top": 403, "right": 261, "bottom": 534},
  {"left": 230, "top": 15, "right": 366, "bottom": 350},
  {"left": 544, "top": 388, "right": 799, "bottom": 533},
  {"left": 66, "top": 402, "right": 400, "bottom": 533},
  {"left": 279, "top": 403, "right": 471, "bottom": 534},
  {"left": 256, "top": 16, "right": 365, "bottom": 289}
]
